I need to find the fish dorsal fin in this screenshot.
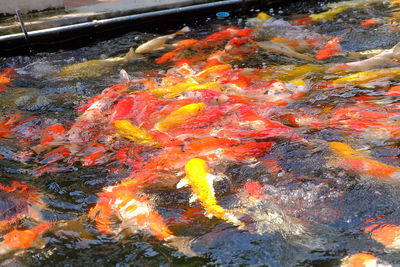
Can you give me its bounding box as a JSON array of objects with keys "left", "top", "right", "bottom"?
[
  {"left": 124, "top": 47, "right": 141, "bottom": 61},
  {"left": 392, "top": 42, "right": 400, "bottom": 57},
  {"left": 176, "top": 177, "right": 189, "bottom": 189}
]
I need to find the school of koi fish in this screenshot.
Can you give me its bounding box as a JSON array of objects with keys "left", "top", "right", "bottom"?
[{"left": 1, "top": 0, "right": 400, "bottom": 265}]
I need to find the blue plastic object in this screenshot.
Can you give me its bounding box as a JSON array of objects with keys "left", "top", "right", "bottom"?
[{"left": 216, "top": 11, "right": 230, "bottom": 19}]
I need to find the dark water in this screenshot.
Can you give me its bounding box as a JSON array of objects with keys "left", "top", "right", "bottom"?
[{"left": 1, "top": 1, "right": 400, "bottom": 266}]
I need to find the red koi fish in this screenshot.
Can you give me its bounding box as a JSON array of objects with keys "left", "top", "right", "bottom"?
[
  {"left": 0, "top": 67, "right": 17, "bottom": 92},
  {"left": 222, "top": 141, "right": 274, "bottom": 161},
  {"left": 217, "top": 105, "right": 302, "bottom": 140},
  {"left": 68, "top": 84, "right": 128, "bottom": 143},
  {"left": 204, "top": 27, "right": 253, "bottom": 46},
  {"left": 110, "top": 92, "right": 163, "bottom": 129},
  {"left": 316, "top": 36, "right": 342, "bottom": 60},
  {"left": 360, "top": 18, "right": 382, "bottom": 27},
  {"left": 387, "top": 85, "right": 400, "bottom": 96},
  {"left": 31, "top": 124, "right": 66, "bottom": 154},
  {"left": 0, "top": 113, "right": 23, "bottom": 138},
  {"left": 289, "top": 17, "right": 313, "bottom": 26},
  {"left": 241, "top": 181, "right": 265, "bottom": 199}
]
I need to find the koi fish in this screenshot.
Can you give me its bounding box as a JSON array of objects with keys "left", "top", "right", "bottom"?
[
  {"left": 0, "top": 67, "right": 17, "bottom": 92},
  {"left": 329, "top": 141, "right": 400, "bottom": 181},
  {"left": 155, "top": 102, "right": 205, "bottom": 132},
  {"left": 2, "top": 222, "right": 52, "bottom": 250},
  {"left": 340, "top": 252, "right": 391, "bottom": 267},
  {"left": 88, "top": 180, "right": 197, "bottom": 256},
  {"left": 364, "top": 223, "right": 400, "bottom": 250},
  {"left": 329, "top": 42, "right": 400, "bottom": 72},
  {"left": 114, "top": 120, "right": 160, "bottom": 147},
  {"left": 330, "top": 67, "right": 400, "bottom": 87},
  {"left": 135, "top": 26, "right": 189, "bottom": 54},
  {"left": 177, "top": 158, "right": 245, "bottom": 228},
  {"left": 316, "top": 36, "right": 342, "bottom": 60},
  {"left": 309, "top": 0, "right": 383, "bottom": 22},
  {"left": 256, "top": 41, "right": 315, "bottom": 61},
  {"left": 58, "top": 48, "right": 141, "bottom": 79},
  {"left": 360, "top": 18, "right": 382, "bottom": 27},
  {"left": 31, "top": 123, "right": 65, "bottom": 154}
]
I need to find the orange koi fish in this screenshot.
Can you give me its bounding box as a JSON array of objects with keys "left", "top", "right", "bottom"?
[
  {"left": 0, "top": 181, "right": 45, "bottom": 236},
  {"left": 89, "top": 181, "right": 173, "bottom": 239},
  {"left": 89, "top": 178, "right": 197, "bottom": 256},
  {"left": 340, "top": 252, "right": 390, "bottom": 267},
  {"left": 387, "top": 85, "right": 400, "bottom": 96},
  {"left": 2, "top": 222, "right": 52, "bottom": 250},
  {"left": 0, "top": 113, "right": 24, "bottom": 138},
  {"left": 364, "top": 223, "right": 400, "bottom": 250},
  {"left": 316, "top": 36, "right": 342, "bottom": 60},
  {"left": 0, "top": 67, "right": 17, "bottom": 92},
  {"left": 329, "top": 141, "right": 400, "bottom": 181}
]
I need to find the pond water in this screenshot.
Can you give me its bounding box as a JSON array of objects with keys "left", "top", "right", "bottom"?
[{"left": 1, "top": 0, "right": 400, "bottom": 266}]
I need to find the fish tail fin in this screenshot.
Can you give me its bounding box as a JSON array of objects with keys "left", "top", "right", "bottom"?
[
  {"left": 176, "top": 26, "right": 190, "bottom": 35},
  {"left": 166, "top": 236, "right": 200, "bottom": 257},
  {"left": 124, "top": 47, "right": 141, "bottom": 61},
  {"left": 226, "top": 212, "right": 246, "bottom": 230}
]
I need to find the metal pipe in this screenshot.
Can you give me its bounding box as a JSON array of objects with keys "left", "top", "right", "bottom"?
[
  {"left": 0, "top": 0, "right": 254, "bottom": 43},
  {"left": 15, "top": 9, "right": 33, "bottom": 53}
]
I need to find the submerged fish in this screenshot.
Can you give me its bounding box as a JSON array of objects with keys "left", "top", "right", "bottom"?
[
  {"left": 340, "top": 252, "right": 391, "bottom": 267},
  {"left": 256, "top": 41, "right": 315, "bottom": 61},
  {"left": 309, "top": 0, "right": 383, "bottom": 22},
  {"left": 330, "top": 67, "right": 400, "bottom": 87},
  {"left": 88, "top": 179, "right": 197, "bottom": 256},
  {"left": 329, "top": 42, "right": 400, "bottom": 72},
  {"left": 135, "top": 26, "right": 190, "bottom": 54},
  {"left": 58, "top": 48, "right": 141, "bottom": 79},
  {"left": 329, "top": 141, "right": 400, "bottom": 181},
  {"left": 364, "top": 223, "right": 400, "bottom": 250},
  {"left": 177, "top": 158, "right": 245, "bottom": 228},
  {"left": 0, "top": 67, "right": 16, "bottom": 92}
]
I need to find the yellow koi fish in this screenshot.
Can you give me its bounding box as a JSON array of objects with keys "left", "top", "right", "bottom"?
[
  {"left": 114, "top": 120, "right": 160, "bottom": 147},
  {"left": 310, "top": 0, "right": 383, "bottom": 22},
  {"left": 150, "top": 79, "right": 222, "bottom": 98},
  {"left": 135, "top": 26, "right": 190, "bottom": 54},
  {"left": 58, "top": 48, "right": 141, "bottom": 79},
  {"left": 177, "top": 158, "right": 245, "bottom": 228},
  {"left": 155, "top": 102, "right": 205, "bottom": 132},
  {"left": 329, "top": 141, "right": 400, "bottom": 181},
  {"left": 331, "top": 67, "right": 400, "bottom": 87}
]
